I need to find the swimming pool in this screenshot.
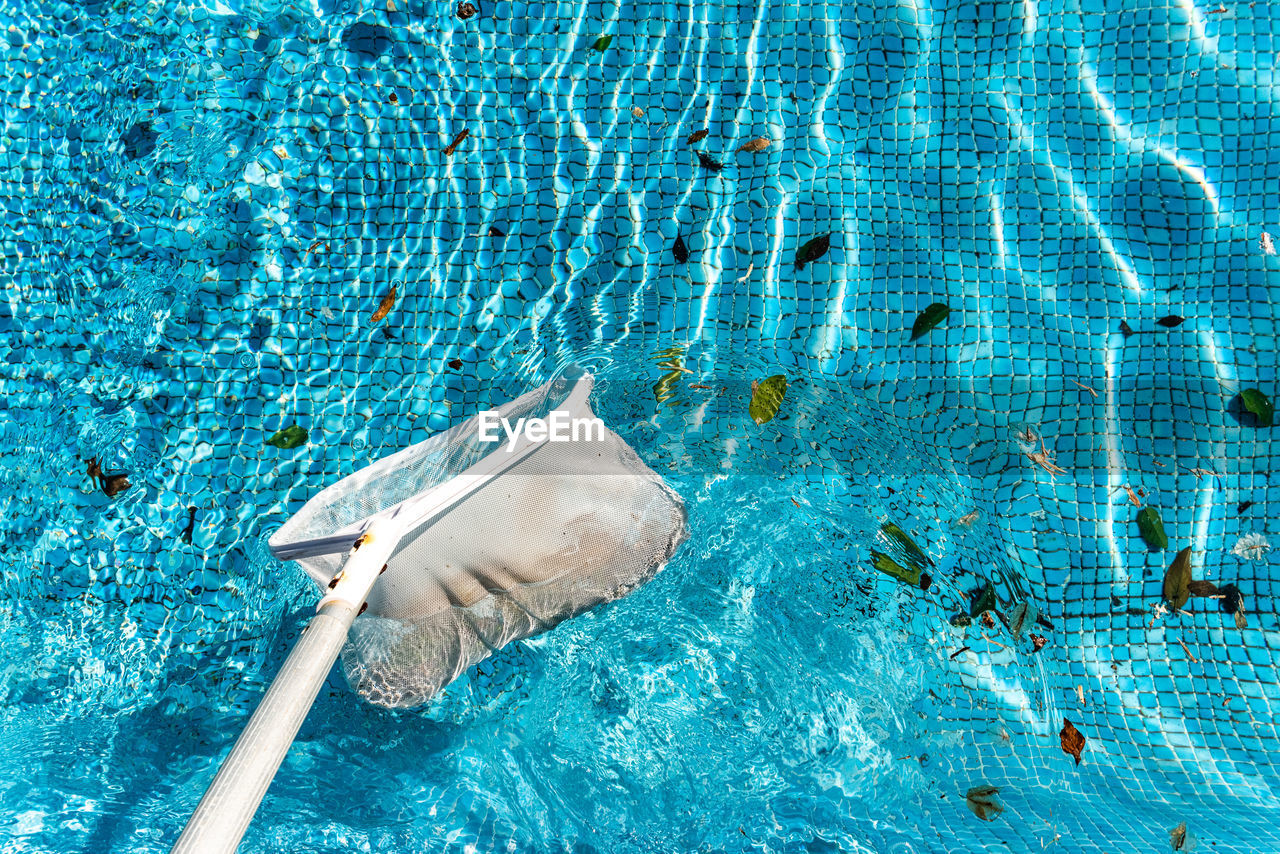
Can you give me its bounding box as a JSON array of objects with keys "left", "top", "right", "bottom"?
[{"left": 2, "top": 0, "right": 1278, "bottom": 850}]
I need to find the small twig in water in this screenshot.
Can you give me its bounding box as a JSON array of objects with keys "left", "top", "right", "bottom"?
[
  {"left": 980, "top": 633, "right": 1009, "bottom": 651},
  {"left": 1068, "top": 378, "right": 1098, "bottom": 399},
  {"left": 1179, "top": 639, "right": 1198, "bottom": 663}
]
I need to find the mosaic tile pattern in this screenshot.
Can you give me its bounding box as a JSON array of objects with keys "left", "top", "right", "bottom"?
[{"left": 0, "top": 0, "right": 1277, "bottom": 850}]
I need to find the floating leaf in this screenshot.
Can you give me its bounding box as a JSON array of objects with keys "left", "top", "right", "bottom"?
[
  {"left": 371, "top": 285, "right": 397, "bottom": 324},
  {"left": 591, "top": 35, "right": 612, "bottom": 52},
  {"left": 443, "top": 129, "right": 469, "bottom": 156},
  {"left": 456, "top": 1, "right": 477, "bottom": 19},
  {"left": 1187, "top": 579, "right": 1219, "bottom": 597},
  {"left": 794, "top": 234, "right": 831, "bottom": 270},
  {"left": 653, "top": 344, "right": 688, "bottom": 371},
  {"left": 1120, "top": 320, "right": 1135, "bottom": 337},
  {"left": 652, "top": 345, "right": 689, "bottom": 409},
  {"left": 687, "top": 129, "right": 709, "bottom": 145},
  {"left": 737, "top": 136, "right": 769, "bottom": 153},
  {"left": 86, "top": 457, "right": 131, "bottom": 498},
  {"left": 871, "top": 550, "right": 922, "bottom": 587},
  {"left": 488, "top": 225, "right": 505, "bottom": 237},
  {"left": 970, "top": 581, "right": 997, "bottom": 618},
  {"left": 102, "top": 473, "right": 131, "bottom": 497},
  {"left": 696, "top": 151, "right": 723, "bottom": 172},
  {"left": 950, "top": 614, "right": 972, "bottom": 628},
  {"left": 1219, "top": 583, "right": 1246, "bottom": 629},
  {"left": 1169, "top": 821, "right": 1188, "bottom": 851},
  {"left": 447, "top": 358, "right": 463, "bottom": 369},
  {"left": 911, "top": 303, "right": 951, "bottom": 341},
  {"left": 1157, "top": 315, "right": 1185, "bottom": 328},
  {"left": 749, "top": 374, "right": 787, "bottom": 425},
  {"left": 653, "top": 373, "right": 683, "bottom": 408},
  {"left": 1137, "top": 506, "right": 1168, "bottom": 550},
  {"left": 879, "top": 521, "right": 933, "bottom": 568},
  {"left": 1237, "top": 499, "right": 1255, "bottom": 514},
  {"left": 1241, "top": 388, "right": 1274, "bottom": 427},
  {"left": 631, "top": 106, "right": 644, "bottom": 119},
  {"left": 1163, "top": 547, "right": 1193, "bottom": 611},
  {"left": 266, "top": 425, "right": 309, "bottom": 449},
  {"left": 673, "top": 235, "right": 689, "bottom": 264},
  {"left": 1060, "top": 719, "right": 1086, "bottom": 765},
  {"left": 1009, "top": 600, "right": 1039, "bottom": 639},
  {"left": 1031, "top": 633, "right": 1048, "bottom": 651},
  {"left": 965, "top": 785, "right": 1004, "bottom": 821}
]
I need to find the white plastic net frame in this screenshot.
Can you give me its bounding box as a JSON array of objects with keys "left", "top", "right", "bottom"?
[{"left": 268, "top": 366, "right": 690, "bottom": 707}]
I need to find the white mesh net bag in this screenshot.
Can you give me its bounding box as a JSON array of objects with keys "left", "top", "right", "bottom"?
[{"left": 269, "top": 366, "right": 689, "bottom": 708}]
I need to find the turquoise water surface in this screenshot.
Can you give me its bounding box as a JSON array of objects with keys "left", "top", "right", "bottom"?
[{"left": 2, "top": 0, "right": 1278, "bottom": 850}]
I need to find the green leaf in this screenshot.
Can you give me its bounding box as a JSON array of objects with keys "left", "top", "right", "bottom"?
[
  {"left": 652, "top": 345, "right": 689, "bottom": 409},
  {"left": 871, "top": 550, "right": 922, "bottom": 587},
  {"left": 911, "top": 303, "right": 951, "bottom": 340},
  {"left": 879, "top": 521, "right": 932, "bottom": 569},
  {"left": 1163, "top": 547, "right": 1193, "bottom": 610},
  {"left": 794, "top": 234, "right": 831, "bottom": 270},
  {"left": 1241, "top": 388, "right": 1274, "bottom": 427},
  {"left": 749, "top": 374, "right": 787, "bottom": 425},
  {"left": 1009, "top": 600, "right": 1039, "bottom": 639},
  {"left": 970, "top": 581, "right": 997, "bottom": 617},
  {"left": 591, "top": 35, "right": 612, "bottom": 52},
  {"left": 1137, "top": 506, "right": 1168, "bottom": 550},
  {"left": 265, "top": 424, "right": 309, "bottom": 449},
  {"left": 653, "top": 372, "right": 683, "bottom": 408}
]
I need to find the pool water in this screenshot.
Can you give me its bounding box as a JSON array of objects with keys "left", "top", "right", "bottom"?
[{"left": 2, "top": 0, "right": 1278, "bottom": 850}]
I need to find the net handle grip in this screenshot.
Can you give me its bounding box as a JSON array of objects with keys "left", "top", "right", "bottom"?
[{"left": 170, "top": 517, "right": 401, "bottom": 854}]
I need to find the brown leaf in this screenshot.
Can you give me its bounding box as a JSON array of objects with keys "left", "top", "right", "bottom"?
[
  {"left": 456, "top": 1, "right": 477, "bottom": 19},
  {"left": 1157, "top": 315, "right": 1185, "bottom": 328},
  {"left": 736, "top": 136, "right": 769, "bottom": 153},
  {"left": 1163, "top": 547, "right": 1193, "bottom": 610},
  {"left": 1187, "top": 579, "right": 1219, "bottom": 597},
  {"left": 687, "top": 129, "right": 708, "bottom": 145},
  {"left": 965, "top": 785, "right": 1004, "bottom": 821},
  {"left": 1169, "top": 821, "right": 1187, "bottom": 850},
  {"left": 1060, "top": 719, "right": 1085, "bottom": 765},
  {"left": 1031, "top": 633, "right": 1047, "bottom": 651},
  {"left": 443, "top": 129, "right": 469, "bottom": 156},
  {"left": 1120, "top": 320, "right": 1134, "bottom": 337},
  {"left": 447, "top": 358, "right": 463, "bottom": 369},
  {"left": 102, "top": 473, "right": 131, "bottom": 497},
  {"left": 696, "top": 151, "right": 723, "bottom": 172},
  {"left": 371, "top": 285, "right": 397, "bottom": 324},
  {"left": 631, "top": 106, "right": 644, "bottom": 118}
]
